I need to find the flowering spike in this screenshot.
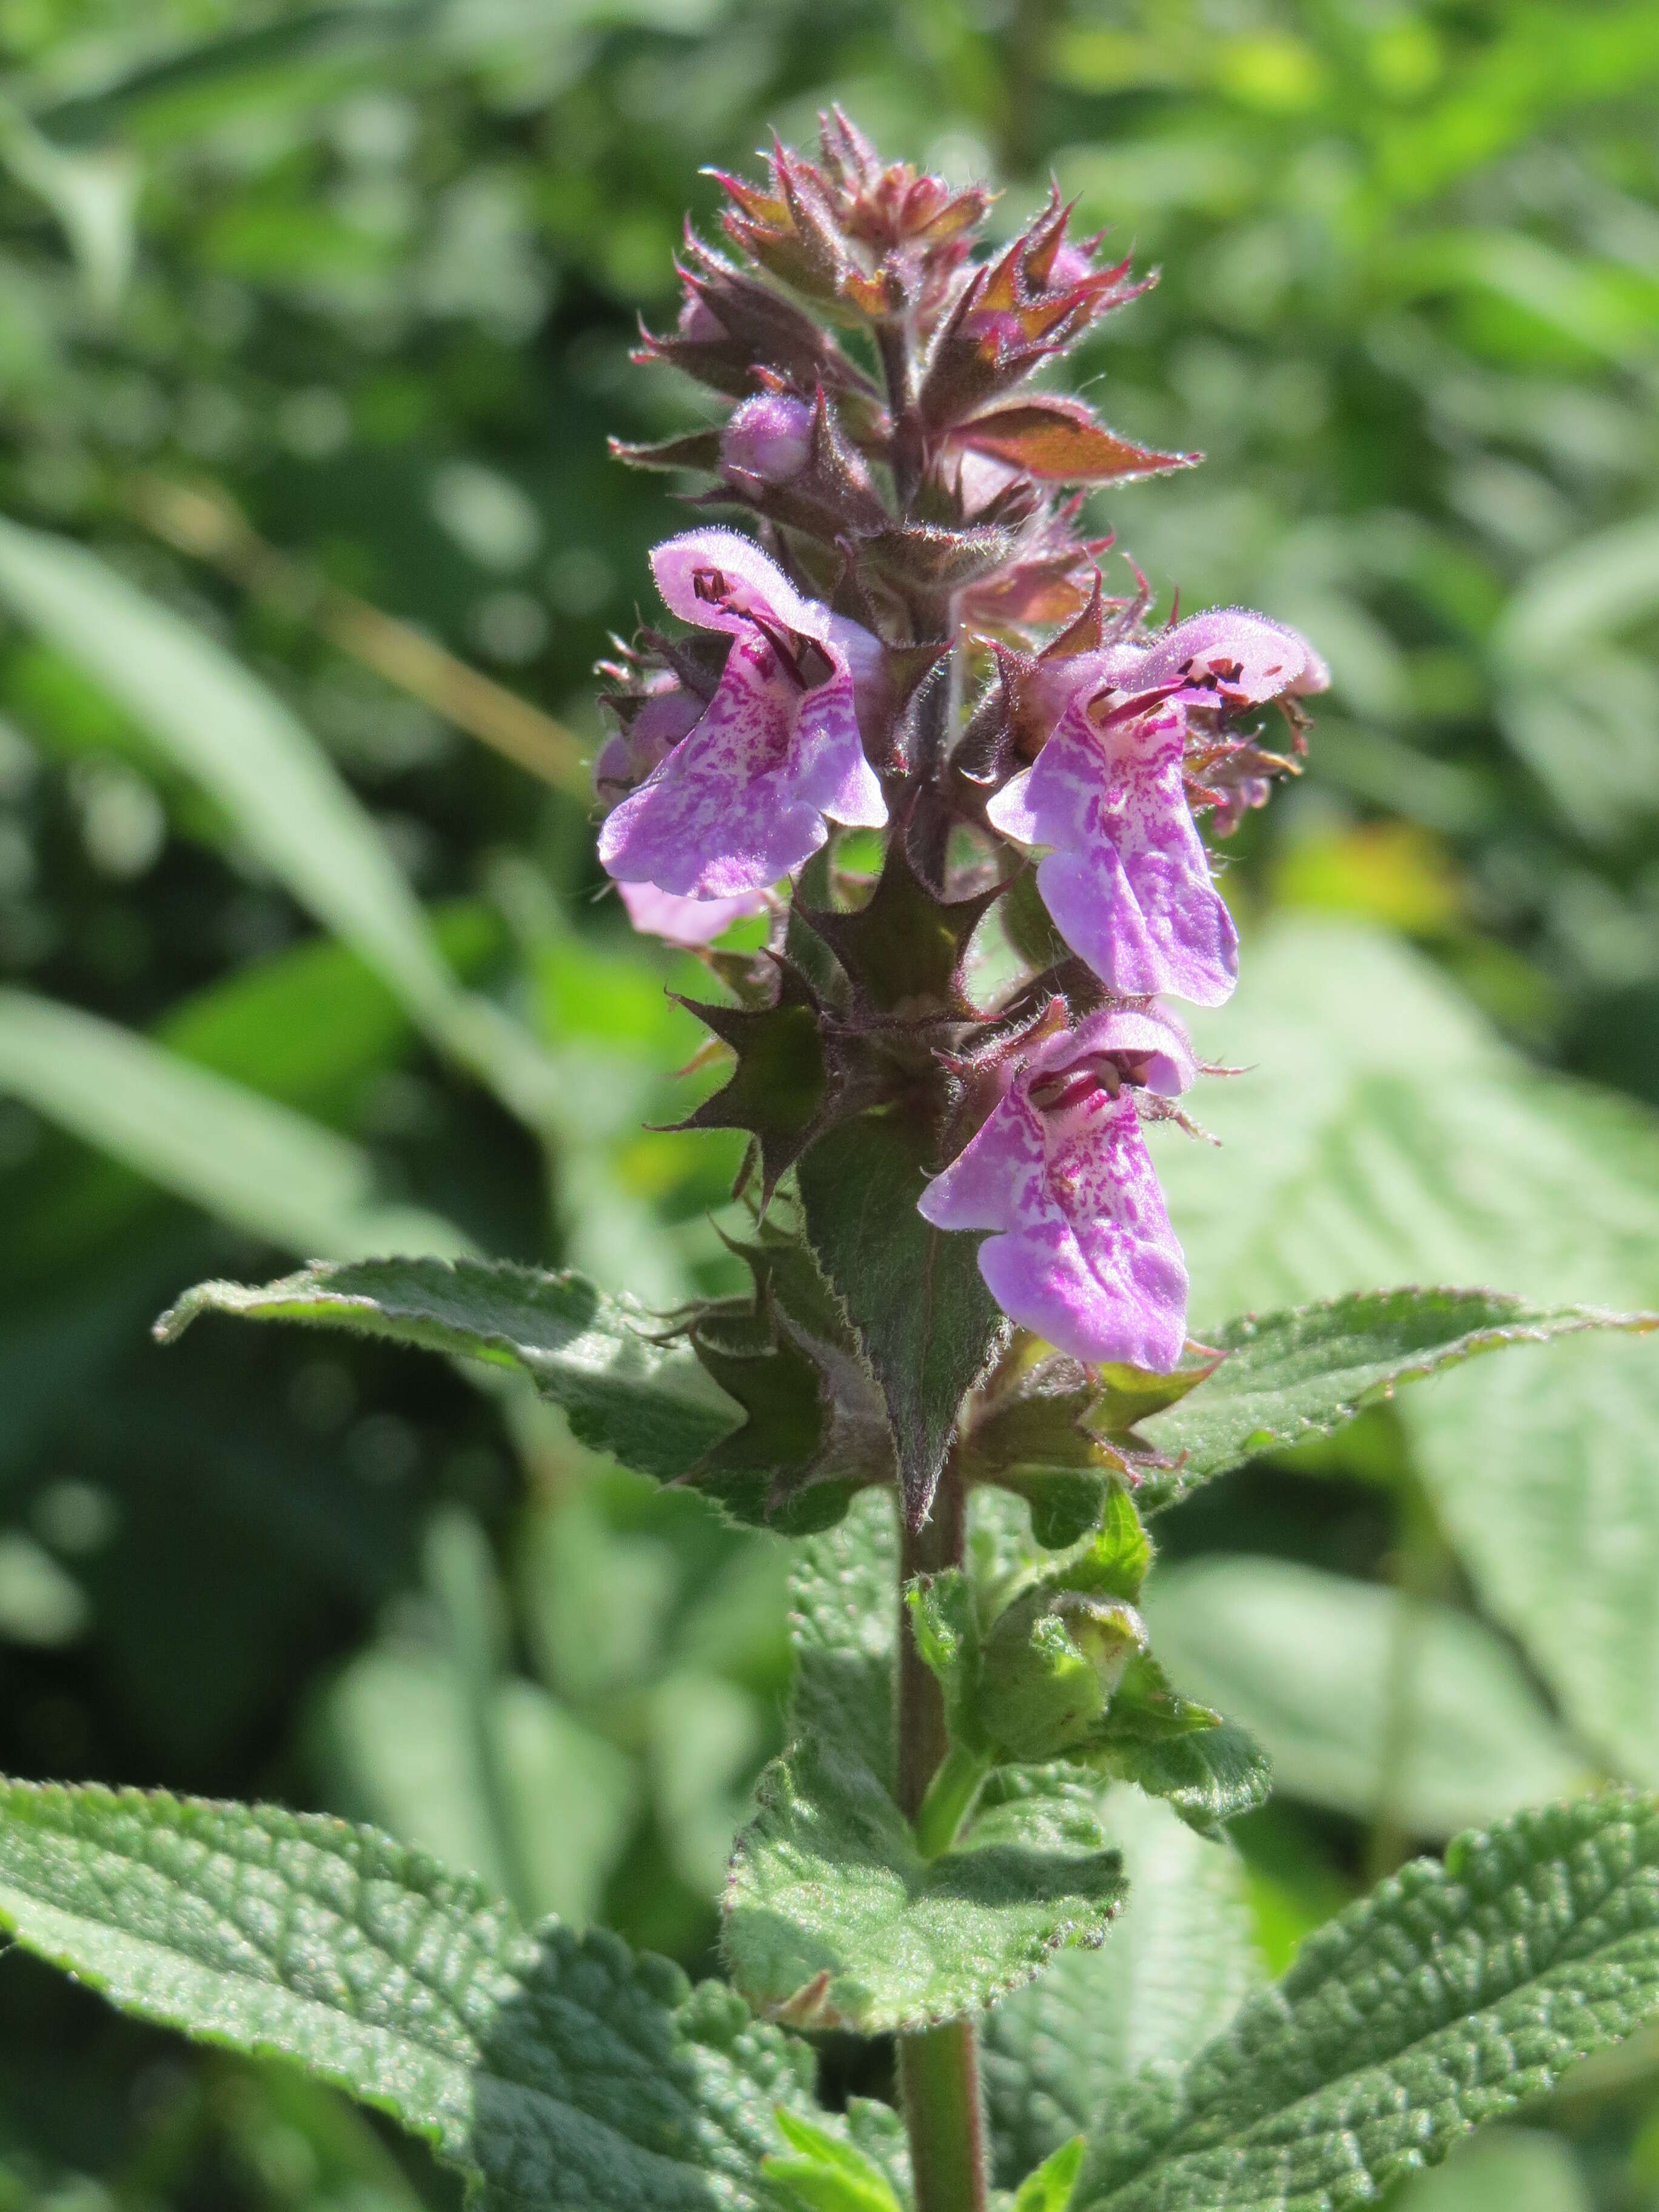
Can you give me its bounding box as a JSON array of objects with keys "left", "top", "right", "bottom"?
[{"left": 591, "top": 116, "right": 1327, "bottom": 1512}]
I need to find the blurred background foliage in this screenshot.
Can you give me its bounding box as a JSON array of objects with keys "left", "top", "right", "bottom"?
[{"left": 0, "top": 0, "right": 1657, "bottom": 2205}]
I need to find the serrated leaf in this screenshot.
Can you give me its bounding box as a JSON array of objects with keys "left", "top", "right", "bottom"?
[
  {"left": 798, "top": 843, "right": 999, "bottom": 1015},
  {"left": 0, "top": 1778, "right": 817, "bottom": 2212},
  {"left": 1078, "top": 1794, "right": 1659, "bottom": 2212},
  {"left": 1133, "top": 1288, "right": 1656, "bottom": 1513},
  {"left": 723, "top": 1495, "right": 1124, "bottom": 2034},
  {"left": 1144, "top": 1557, "right": 1588, "bottom": 1832},
  {"left": 677, "top": 965, "right": 835, "bottom": 1201},
  {"left": 798, "top": 1111, "right": 1007, "bottom": 1525},
  {"left": 0, "top": 987, "right": 465, "bottom": 1262},
  {"left": 155, "top": 1256, "right": 743, "bottom": 1482},
  {"left": 686, "top": 1227, "right": 894, "bottom": 1533},
  {"left": 725, "top": 1749, "right": 1124, "bottom": 2034},
  {"left": 1094, "top": 1715, "right": 1272, "bottom": 1840},
  {"left": 984, "top": 1791, "right": 1262, "bottom": 2191}
]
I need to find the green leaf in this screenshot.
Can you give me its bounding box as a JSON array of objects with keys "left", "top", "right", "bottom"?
[
  {"left": 685, "top": 1226, "right": 893, "bottom": 1533},
  {"left": 797, "top": 842, "right": 999, "bottom": 1016},
  {"left": 798, "top": 1109, "right": 1007, "bottom": 1526},
  {"left": 1402, "top": 1333, "right": 1659, "bottom": 1788},
  {"left": 1159, "top": 922, "right": 1659, "bottom": 1324},
  {"left": 1144, "top": 1557, "right": 1589, "bottom": 1832},
  {"left": 764, "top": 2110, "right": 907, "bottom": 2212},
  {"left": 0, "top": 517, "right": 552, "bottom": 1125},
  {"left": 1132, "top": 1288, "right": 1656, "bottom": 1513},
  {"left": 1078, "top": 1794, "right": 1659, "bottom": 2212},
  {"left": 0, "top": 987, "right": 466, "bottom": 1261},
  {"left": 1093, "top": 1711, "right": 1273, "bottom": 1840},
  {"left": 676, "top": 967, "right": 836, "bottom": 1202},
  {"left": 725, "top": 1749, "right": 1124, "bottom": 2034},
  {"left": 722, "top": 1496, "right": 1124, "bottom": 2034},
  {"left": 1158, "top": 923, "right": 1659, "bottom": 1820},
  {"left": 156, "top": 1256, "right": 744, "bottom": 1483},
  {"left": 984, "top": 1791, "right": 1262, "bottom": 2191},
  {"left": 1012, "top": 2137, "right": 1085, "bottom": 2212},
  {"left": 0, "top": 1778, "right": 818, "bottom": 2212}
]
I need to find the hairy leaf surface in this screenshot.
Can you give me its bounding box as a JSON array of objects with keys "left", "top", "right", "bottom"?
[
  {"left": 0, "top": 1779, "right": 815, "bottom": 2211},
  {"left": 797, "top": 1112, "right": 1006, "bottom": 1526},
  {"left": 1079, "top": 1794, "right": 1659, "bottom": 2211},
  {"left": 1135, "top": 1288, "right": 1655, "bottom": 1512},
  {"left": 157, "top": 1256, "right": 742, "bottom": 1480},
  {"left": 723, "top": 1495, "right": 1124, "bottom": 2033}
]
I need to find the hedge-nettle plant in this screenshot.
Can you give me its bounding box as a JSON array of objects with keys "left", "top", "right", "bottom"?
[{"left": 5, "top": 116, "right": 1659, "bottom": 2212}]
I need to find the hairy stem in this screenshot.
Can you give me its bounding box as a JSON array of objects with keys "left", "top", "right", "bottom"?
[{"left": 897, "top": 1460, "right": 989, "bottom": 2212}]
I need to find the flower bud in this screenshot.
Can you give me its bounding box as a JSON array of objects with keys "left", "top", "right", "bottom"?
[
  {"left": 720, "top": 391, "right": 814, "bottom": 485},
  {"left": 976, "top": 1586, "right": 1148, "bottom": 1762},
  {"left": 593, "top": 680, "right": 703, "bottom": 811}
]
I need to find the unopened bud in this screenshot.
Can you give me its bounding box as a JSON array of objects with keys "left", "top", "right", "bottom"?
[
  {"left": 677, "top": 290, "right": 728, "bottom": 344},
  {"left": 977, "top": 1587, "right": 1148, "bottom": 1762},
  {"left": 720, "top": 391, "right": 814, "bottom": 484}
]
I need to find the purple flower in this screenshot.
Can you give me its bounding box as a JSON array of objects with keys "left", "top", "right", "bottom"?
[
  {"left": 616, "top": 880, "right": 768, "bottom": 947},
  {"left": 986, "top": 608, "right": 1326, "bottom": 1007},
  {"left": 988, "top": 689, "right": 1236, "bottom": 1005},
  {"left": 720, "top": 390, "right": 814, "bottom": 484},
  {"left": 917, "top": 1004, "right": 1192, "bottom": 1370},
  {"left": 1099, "top": 607, "right": 1329, "bottom": 707},
  {"left": 598, "top": 528, "right": 888, "bottom": 899}
]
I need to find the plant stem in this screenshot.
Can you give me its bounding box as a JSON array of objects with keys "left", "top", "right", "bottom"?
[
  {"left": 897, "top": 2021, "right": 987, "bottom": 2212},
  {"left": 896, "top": 1460, "right": 990, "bottom": 2212},
  {"left": 914, "top": 1744, "right": 991, "bottom": 1862}
]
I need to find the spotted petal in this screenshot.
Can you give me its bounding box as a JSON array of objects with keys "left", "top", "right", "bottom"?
[
  {"left": 987, "top": 695, "right": 1238, "bottom": 1006},
  {"left": 919, "top": 1078, "right": 1187, "bottom": 1370},
  {"left": 600, "top": 530, "right": 886, "bottom": 898},
  {"left": 651, "top": 525, "right": 828, "bottom": 641},
  {"left": 1107, "top": 608, "right": 1329, "bottom": 705}
]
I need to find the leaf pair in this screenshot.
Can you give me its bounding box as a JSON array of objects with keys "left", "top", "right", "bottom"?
[{"left": 155, "top": 1255, "right": 1655, "bottom": 1547}]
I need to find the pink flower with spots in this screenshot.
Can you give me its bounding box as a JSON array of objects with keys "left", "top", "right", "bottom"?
[
  {"left": 917, "top": 1004, "right": 1193, "bottom": 1370},
  {"left": 987, "top": 609, "right": 1326, "bottom": 1007},
  {"left": 598, "top": 528, "right": 888, "bottom": 899}
]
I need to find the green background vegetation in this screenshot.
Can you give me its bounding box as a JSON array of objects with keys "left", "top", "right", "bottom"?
[{"left": 1, "top": 0, "right": 1657, "bottom": 2205}]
